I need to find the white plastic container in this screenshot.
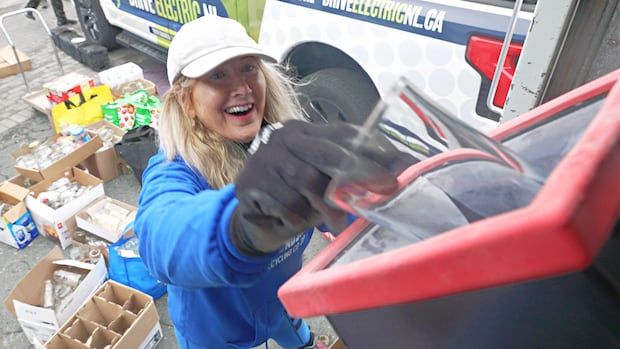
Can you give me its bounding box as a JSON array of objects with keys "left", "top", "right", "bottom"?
[{"left": 98, "top": 62, "right": 143, "bottom": 90}]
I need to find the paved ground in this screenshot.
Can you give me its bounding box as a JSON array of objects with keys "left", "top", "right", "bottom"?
[{"left": 0, "top": 1, "right": 334, "bottom": 348}]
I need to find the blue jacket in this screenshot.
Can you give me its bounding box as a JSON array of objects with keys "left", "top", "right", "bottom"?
[{"left": 135, "top": 152, "right": 312, "bottom": 348}]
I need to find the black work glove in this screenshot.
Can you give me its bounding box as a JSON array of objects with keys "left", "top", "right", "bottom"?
[{"left": 230, "top": 120, "right": 416, "bottom": 256}]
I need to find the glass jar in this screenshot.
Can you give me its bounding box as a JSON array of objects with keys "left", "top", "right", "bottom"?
[
  {"left": 74, "top": 229, "right": 87, "bottom": 244},
  {"left": 88, "top": 248, "right": 102, "bottom": 264},
  {"left": 68, "top": 125, "right": 91, "bottom": 144}
]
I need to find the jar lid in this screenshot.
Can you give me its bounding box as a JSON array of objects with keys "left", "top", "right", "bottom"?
[{"left": 69, "top": 125, "right": 85, "bottom": 136}]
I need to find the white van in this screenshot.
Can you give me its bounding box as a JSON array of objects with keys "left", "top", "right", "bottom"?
[{"left": 74, "top": 0, "right": 617, "bottom": 129}]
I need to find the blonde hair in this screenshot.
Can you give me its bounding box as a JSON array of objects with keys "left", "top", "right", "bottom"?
[{"left": 158, "top": 61, "right": 303, "bottom": 188}]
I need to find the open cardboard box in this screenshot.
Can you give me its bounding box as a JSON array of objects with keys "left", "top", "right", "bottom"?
[
  {"left": 26, "top": 167, "right": 105, "bottom": 249},
  {"left": 7, "top": 173, "right": 40, "bottom": 190},
  {"left": 76, "top": 196, "right": 136, "bottom": 243},
  {"left": 0, "top": 46, "right": 32, "bottom": 79},
  {"left": 81, "top": 121, "right": 127, "bottom": 182},
  {"left": 4, "top": 246, "right": 107, "bottom": 346},
  {"left": 44, "top": 280, "right": 163, "bottom": 349},
  {"left": 0, "top": 182, "right": 39, "bottom": 249},
  {"left": 12, "top": 132, "right": 102, "bottom": 182},
  {"left": 111, "top": 78, "right": 158, "bottom": 99}
]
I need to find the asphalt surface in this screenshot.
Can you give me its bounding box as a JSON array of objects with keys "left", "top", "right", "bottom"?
[{"left": 0, "top": 1, "right": 334, "bottom": 348}]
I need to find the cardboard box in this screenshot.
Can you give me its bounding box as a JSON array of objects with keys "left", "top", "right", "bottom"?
[
  {"left": 12, "top": 132, "right": 102, "bottom": 182},
  {"left": 76, "top": 196, "right": 136, "bottom": 243},
  {"left": 7, "top": 174, "right": 40, "bottom": 190},
  {"left": 0, "top": 46, "right": 32, "bottom": 79},
  {"left": 330, "top": 338, "right": 347, "bottom": 349},
  {"left": 111, "top": 78, "right": 158, "bottom": 99},
  {"left": 43, "top": 73, "right": 95, "bottom": 104},
  {"left": 0, "top": 182, "right": 39, "bottom": 249},
  {"left": 81, "top": 121, "right": 127, "bottom": 182},
  {"left": 44, "top": 280, "right": 163, "bottom": 349},
  {"left": 19, "top": 318, "right": 57, "bottom": 349},
  {"left": 26, "top": 168, "right": 105, "bottom": 249},
  {"left": 3, "top": 246, "right": 108, "bottom": 346}
]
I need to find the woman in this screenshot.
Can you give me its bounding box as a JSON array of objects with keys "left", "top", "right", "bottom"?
[{"left": 135, "top": 15, "right": 406, "bottom": 349}]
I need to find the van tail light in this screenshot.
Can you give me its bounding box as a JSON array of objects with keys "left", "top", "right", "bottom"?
[{"left": 466, "top": 35, "right": 523, "bottom": 108}]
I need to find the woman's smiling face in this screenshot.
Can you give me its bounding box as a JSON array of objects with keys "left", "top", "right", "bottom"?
[{"left": 188, "top": 56, "right": 267, "bottom": 143}]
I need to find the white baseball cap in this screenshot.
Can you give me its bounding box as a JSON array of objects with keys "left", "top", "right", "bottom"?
[{"left": 166, "top": 15, "right": 277, "bottom": 85}]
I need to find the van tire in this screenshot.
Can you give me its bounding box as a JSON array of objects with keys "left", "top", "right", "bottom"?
[
  {"left": 74, "top": 0, "right": 120, "bottom": 49},
  {"left": 297, "top": 68, "right": 379, "bottom": 125}
]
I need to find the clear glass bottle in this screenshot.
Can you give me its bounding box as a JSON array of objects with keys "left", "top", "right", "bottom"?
[{"left": 42, "top": 280, "right": 55, "bottom": 309}]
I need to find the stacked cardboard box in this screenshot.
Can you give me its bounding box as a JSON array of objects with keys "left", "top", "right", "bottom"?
[
  {"left": 81, "top": 121, "right": 127, "bottom": 182},
  {"left": 3, "top": 61, "right": 165, "bottom": 348},
  {"left": 8, "top": 125, "right": 128, "bottom": 248}
]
